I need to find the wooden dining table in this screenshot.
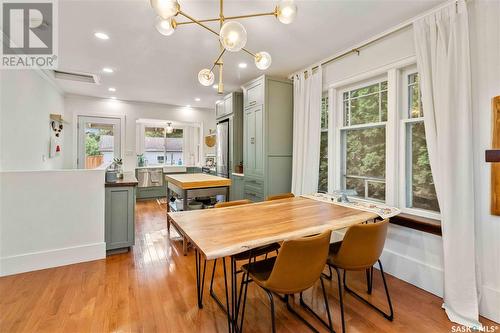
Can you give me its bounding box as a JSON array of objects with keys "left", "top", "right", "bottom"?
[{"left": 167, "top": 196, "right": 379, "bottom": 332}]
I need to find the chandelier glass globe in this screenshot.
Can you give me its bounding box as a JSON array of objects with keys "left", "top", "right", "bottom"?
[
  {"left": 150, "top": 0, "right": 179, "bottom": 20},
  {"left": 155, "top": 17, "right": 175, "bottom": 36},
  {"left": 198, "top": 69, "right": 215, "bottom": 86},
  {"left": 219, "top": 21, "right": 247, "bottom": 52},
  {"left": 255, "top": 52, "right": 272, "bottom": 70},
  {"left": 276, "top": 0, "right": 297, "bottom": 24}
]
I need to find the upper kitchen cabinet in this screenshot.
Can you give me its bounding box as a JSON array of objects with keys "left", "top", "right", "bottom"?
[
  {"left": 241, "top": 75, "right": 293, "bottom": 201},
  {"left": 216, "top": 92, "right": 242, "bottom": 120}
]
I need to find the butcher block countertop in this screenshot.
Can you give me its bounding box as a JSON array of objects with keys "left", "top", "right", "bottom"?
[
  {"left": 105, "top": 172, "right": 138, "bottom": 187},
  {"left": 164, "top": 173, "right": 231, "bottom": 190}
]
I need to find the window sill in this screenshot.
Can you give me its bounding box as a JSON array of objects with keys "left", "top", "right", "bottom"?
[{"left": 390, "top": 213, "right": 441, "bottom": 236}]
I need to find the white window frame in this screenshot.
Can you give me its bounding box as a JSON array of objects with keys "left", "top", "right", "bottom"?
[
  {"left": 338, "top": 75, "right": 388, "bottom": 203},
  {"left": 327, "top": 56, "right": 440, "bottom": 219},
  {"left": 398, "top": 66, "right": 441, "bottom": 220}
]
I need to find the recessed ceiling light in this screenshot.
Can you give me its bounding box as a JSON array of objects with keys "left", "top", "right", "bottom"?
[
  {"left": 102, "top": 67, "right": 113, "bottom": 73},
  {"left": 94, "top": 32, "right": 109, "bottom": 40},
  {"left": 212, "top": 84, "right": 218, "bottom": 89},
  {"left": 186, "top": 104, "right": 191, "bottom": 108},
  {"left": 195, "top": 97, "right": 201, "bottom": 102},
  {"left": 108, "top": 87, "right": 116, "bottom": 92},
  {"left": 110, "top": 96, "right": 117, "bottom": 100},
  {"left": 238, "top": 63, "right": 247, "bottom": 68}
]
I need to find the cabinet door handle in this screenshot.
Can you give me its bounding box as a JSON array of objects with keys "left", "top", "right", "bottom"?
[{"left": 250, "top": 137, "right": 255, "bottom": 144}]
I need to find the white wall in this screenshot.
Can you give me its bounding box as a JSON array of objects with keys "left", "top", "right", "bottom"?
[
  {"left": 0, "top": 69, "right": 70, "bottom": 171},
  {"left": 320, "top": 1, "right": 499, "bottom": 323},
  {"left": 64, "top": 94, "right": 216, "bottom": 172},
  {"left": 469, "top": 0, "right": 500, "bottom": 322},
  {"left": 0, "top": 169, "right": 106, "bottom": 276}
]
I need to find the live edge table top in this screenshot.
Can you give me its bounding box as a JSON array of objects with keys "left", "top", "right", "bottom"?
[
  {"left": 167, "top": 196, "right": 378, "bottom": 260},
  {"left": 164, "top": 173, "right": 232, "bottom": 190}
]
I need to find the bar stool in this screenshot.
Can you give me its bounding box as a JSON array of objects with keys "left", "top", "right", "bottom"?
[{"left": 327, "top": 219, "right": 394, "bottom": 333}]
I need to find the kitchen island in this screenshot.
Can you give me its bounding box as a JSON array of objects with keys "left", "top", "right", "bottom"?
[{"left": 165, "top": 173, "right": 231, "bottom": 255}]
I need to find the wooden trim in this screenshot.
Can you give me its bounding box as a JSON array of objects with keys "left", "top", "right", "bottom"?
[
  {"left": 390, "top": 213, "right": 441, "bottom": 236},
  {"left": 491, "top": 96, "right": 500, "bottom": 215}
]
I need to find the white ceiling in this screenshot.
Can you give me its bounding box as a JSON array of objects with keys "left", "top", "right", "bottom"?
[{"left": 58, "top": 0, "right": 442, "bottom": 109}]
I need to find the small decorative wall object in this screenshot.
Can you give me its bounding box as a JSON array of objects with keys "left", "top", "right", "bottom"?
[
  {"left": 488, "top": 96, "right": 500, "bottom": 216},
  {"left": 49, "top": 114, "right": 64, "bottom": 158},
  {"left": 205, "top": 129, "right": 216, "bottom": 148}
]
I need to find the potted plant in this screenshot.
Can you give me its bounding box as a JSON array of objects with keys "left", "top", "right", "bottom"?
[{"left": 113, "top": 157, "right": 123, "bottom": 178}]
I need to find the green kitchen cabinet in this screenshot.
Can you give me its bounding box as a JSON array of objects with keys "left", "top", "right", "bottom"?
[
  {"left": 242, "top": 75, "right": 293, "bottom": 202},
  {"left": 216, "top": 92, "right": 243, "bottom": 175},
  {"left": 105, "top": 186, "right": 136, "bottom": 251},
  {"left": 230, "top": 174, "right": 245, "bottom": 201}
]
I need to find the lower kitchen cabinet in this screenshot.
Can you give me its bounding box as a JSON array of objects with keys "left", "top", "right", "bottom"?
[
  {"left": 136, "top": 186, "right": 166, "bottom": 199},
  {"left": 230, "top": 174, "right": 245, "bottom": 201},
  {"left": 105, "top": 186, "right": 136, "bottom": 251}
]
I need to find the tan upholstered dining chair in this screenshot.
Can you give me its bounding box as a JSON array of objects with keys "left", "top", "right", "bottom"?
[
  {"left": 327, "top": 219, "right": 393, "bottom": 333},
  {"left": 266, "top": 192, "right": 295, "bottom": 201},
  {"left": 238, "top": 230, "right": 334, "bottom": 333}
]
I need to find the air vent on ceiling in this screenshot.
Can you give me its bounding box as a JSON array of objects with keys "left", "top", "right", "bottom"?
[{"left": 53, "top": 70, "right": 100, "bottom": 84}]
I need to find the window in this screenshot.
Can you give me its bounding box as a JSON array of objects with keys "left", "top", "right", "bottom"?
[
  {"left": 318, "top": 95, "right": 328, "bottom": 192},
  {"left": 341, "top": 80, "right": 387, "bottom": 202},
  {"left": 403, "top": 73, "right": 439, "bottom": 212},
  {"left": 144, "top": 127, "right": 184, "bottom": 165}
]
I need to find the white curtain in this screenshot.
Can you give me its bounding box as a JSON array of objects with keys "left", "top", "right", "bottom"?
[
  {"left": 291, "top": 66, "right": 322, "bottom": 195},
  {"left": 182, "top": 126, "right": 199, "bottom": 166},
  {"left": 413, "top": 0, "right": 481, "bottom": 328}
]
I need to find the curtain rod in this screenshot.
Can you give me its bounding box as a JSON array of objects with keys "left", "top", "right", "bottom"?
[{"left": 288, "top": 0, "right": 460, "bottom": 79}]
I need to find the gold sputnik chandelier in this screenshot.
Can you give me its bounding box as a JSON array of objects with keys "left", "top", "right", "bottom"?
[{"left": 150, "top": 0, "right": 298, "bottom": 94}]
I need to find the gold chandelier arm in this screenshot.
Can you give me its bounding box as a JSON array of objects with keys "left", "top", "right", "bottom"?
[
  {"left": 176, "top": 18, "right": 220, "bottom": 26},
  {"left": 175, "top": 11, "right": 277, "bottom": 26},
  {"left": 225, "top": 11, "right": 277, "bottom": 20},
  {"left": 210, "top": 49, "right": 226, "bottom": 72},
  {"left": 242, "top": 48, "right": 256, "bottom": 58},
  {"left": 178, "top": 11, "right": 220, "bottom": 37}
]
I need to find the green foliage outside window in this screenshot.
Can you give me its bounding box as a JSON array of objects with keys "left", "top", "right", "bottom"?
[
  {"left": 318, "top": 97, "right": 328, "bottom": 192},
  {"left": 85, "top": 135, "right": 101, "bottom": 156}
]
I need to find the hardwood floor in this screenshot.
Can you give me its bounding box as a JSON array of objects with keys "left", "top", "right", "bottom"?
[{"left": 0, "top": 200, "right": 496, "bottom": 333}]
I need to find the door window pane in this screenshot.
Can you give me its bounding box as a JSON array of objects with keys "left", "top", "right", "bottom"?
[{"left": 84, "top": 123, "right": 115, "bottom": 169}]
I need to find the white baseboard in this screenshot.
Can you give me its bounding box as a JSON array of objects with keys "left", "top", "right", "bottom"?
[
  {"left": 479, "top": 285, "right": 500, "bottom": 324},
  {"left": 0, "top": 242, "right": 106, "bottom": 277},
  {"left": 380, "top": 248, "right": 444, "bottom": 297}
]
